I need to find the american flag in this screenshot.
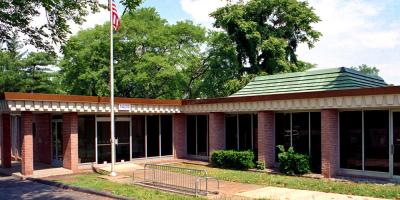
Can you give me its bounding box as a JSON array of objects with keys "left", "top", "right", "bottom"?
[{"left": 111, "top": 0, "right": 120, "bottom": 31}]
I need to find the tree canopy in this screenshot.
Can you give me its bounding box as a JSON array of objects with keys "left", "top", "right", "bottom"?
[
  {"left": 351, "top": 64, "right": 380, "bottom": 76},
  {"left": 0, "top": 34, "right": 58, "bottom": 93},
  {"left": 211, "top": 0, "right": 321, "bottom": 74},
  {"left": 0, "top": 0, "right": 142, "bottom": 51}
]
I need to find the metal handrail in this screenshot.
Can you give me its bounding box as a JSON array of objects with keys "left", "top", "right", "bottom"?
[{"left": 133, "top": 164, "right": 219, "bottom": 196}]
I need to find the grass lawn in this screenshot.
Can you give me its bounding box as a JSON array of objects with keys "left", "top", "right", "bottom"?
[
  {"left": 51, "top": 173, "right": 203, "bottom": 200},
  {"left": 170, "top": 163, "right": 400, "bottom": 199}
]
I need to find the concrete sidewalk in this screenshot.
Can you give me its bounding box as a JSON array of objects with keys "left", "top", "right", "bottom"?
[{"left": 235, "top": 187, "right": 388, "bottom": 200}]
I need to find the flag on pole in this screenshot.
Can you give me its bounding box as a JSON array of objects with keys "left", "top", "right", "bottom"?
[{"left": 111, "top": 0, "right": 120, "bottom": 31}]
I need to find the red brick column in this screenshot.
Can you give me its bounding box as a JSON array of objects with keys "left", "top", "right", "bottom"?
[
  {"left": 63, "top": 113, "right": 78, "bottom": 172},
  {"left": 209, "top": 112, "right": 225, "bottom": 159},
  {"left": 21, "top": 112, "right": 33, "bottom": 176},
  {"left": 173, "top": 114, "right": 186, "bottom": 159},
  {"left": 321, "top": 109, "right": 339, "bottom": 178},
  {"left": 34, "top": 114, "right": 52, "bottom": 164},
  {"left": 257, "top": 111, "right": 275, "bottom": 168},
  {"left": 1, "top": 114, "right": 11, "bottom": 168}
]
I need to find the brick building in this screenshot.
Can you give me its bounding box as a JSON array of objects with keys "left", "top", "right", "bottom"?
[{"left": 1, "top": 67, "right": 400, "bottom": 180}]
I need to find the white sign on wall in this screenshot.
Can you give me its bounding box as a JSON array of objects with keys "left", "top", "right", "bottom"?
[{"left": 118, "top": 103, "right": 131, "bottom": 111}]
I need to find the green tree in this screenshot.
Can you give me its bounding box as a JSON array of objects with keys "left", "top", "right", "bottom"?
[
  {"left": 0, "top": 35, "right": 58, "bottom": 93},
  {"left": 0, "top": 0, "right": 142, "bottom": 51},
  {"left": 351, "top": 64, "right": 380, "bottom": 76},
  {"left": 211, "top": 0, "right": 321, "bottom": 74},
  {"left": 60, "top": 8, "right": 207, "bottom": 99}
]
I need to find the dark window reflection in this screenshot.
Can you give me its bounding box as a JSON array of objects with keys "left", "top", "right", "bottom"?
[
  {"left": 147, "top": 115, "right": 159, "bottom": 157},
  {"left": 197, "top": 115, "right": 208, "bottom": 156},
  {"left": 275, "top": 113, "right": 291, "bottom": 161},
  {"left": 340, "top": 111, "right": 362, "bottom": 170},
  {"left": 364, "top": 110, "right": 389, "bottom": 172},
  {"left": 132, "top": 115, "right": 145, "bottom": 158},
  {"left": 187, "top": 115, "right": 196, "bottom": 155},
  {"left": 161, "top": 115, "right": 173, "bottom": 156},
  {"left": 310, "top": 112, "right": 321, "bottom": 173},
  {"left": 394, "top": 112, "right": 400, "bottom": 175},
  {"left": 239, "top": 114, "right": 252, "bottom": 151},
  {"left": 292, "top": 112, "right": 309, "bottom": 155},
  {"left": 225, "top": 115, "right": 238, "bottom": 150}
]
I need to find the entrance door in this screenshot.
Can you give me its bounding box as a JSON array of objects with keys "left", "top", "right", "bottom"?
[
  {"left": 97, "top": 121, "right": 111, "bottom": 164},
  {"left": 52, "top": 120, "right": 63, "bottom": 166},
  {"left": 393, "top": 112, "right": 400, "bottom": 177},
  {"left": 116, "top": 121, "right": 130, "bottom": 162},
  {"left": 96, "top": 118, "right": 131, "bottom": 164}
]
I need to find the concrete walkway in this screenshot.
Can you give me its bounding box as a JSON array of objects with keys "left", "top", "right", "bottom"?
[
  {"left": 235, "top": 187, "right": 388, "bottom": 200},
  {"left": 0, "top": 175, "right": 111, "bottom": 200}
]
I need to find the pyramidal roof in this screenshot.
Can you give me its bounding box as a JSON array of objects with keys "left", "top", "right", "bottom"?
[{"left": 231, "top": 67, "right": 388, "bottom": 97}]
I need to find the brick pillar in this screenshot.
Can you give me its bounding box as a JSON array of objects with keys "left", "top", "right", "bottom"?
[
  {"left": 257, "top": 111, "right": 275, "bottom": 168},
  {"left": 173, "top": 114, "right": 186, "bottom": 159},
  {"left": 63, "top": 113, "right": 78, "bottom": 172},
  {"left": 321, "top": 109, "right": 339, "bottom": 178},
  {"left": 209, "top": 112, "right": 225, "bottom": 159},
  {"left": 21, "top": 112, "right": 33, "bottom": 176},
  {"left": 1, "top": 114, "right": 11, "bottom": 168},
  {"left": 34, "top": 114, "right": 51, "bottom": 164}
]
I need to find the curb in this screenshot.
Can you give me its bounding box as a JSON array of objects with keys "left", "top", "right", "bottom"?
[{"left": 26, "top": 177, "right": 134, "bottom": 200}]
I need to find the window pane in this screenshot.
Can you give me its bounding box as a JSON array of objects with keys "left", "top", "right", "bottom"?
[
  {"left": 97, "top": 121, "right": 111, "bottom": 164},
  {"left": 340, "top": 111, "right": 362, "bottom": 170},
  {"left": 132, "top": 115, "right": 145, "bottom": 158},
  {"left": 197, "top": 115, "right": 208, "bottom": 156},
  {"left": 78, "top": 115, "right": 95, "bottom": 163},
  {"left": 310, "top": 112, "right": 321, "bottom": 173},
  {"left": 253, "top": 114, "right": 258, "bottom": 159},
  {"left": 275, "top": 113, "right": 291, "bottom": 160},
  {"left": 394, "top": 112, "right": 400, "bottom": 175},
  {"left": 187, "top": 115, "right": 196, "bottom": 155},
  {"left": 161, "top": 115, "right": 173, "bottom": 156},
  {"left": 292, "top": 112, "right": 309, "bottom": 155},
  {"left": 364, "top": 110, "right": 389, "bottom": 172},
  {"left": 239, "top": 114, "right": 252, "bottom": 150},
  {"left": 225, "top": 115, "right": 238, "bottom": 150},
  {"left": 147, "top": 115, "right": 160, "bottom": 157}
]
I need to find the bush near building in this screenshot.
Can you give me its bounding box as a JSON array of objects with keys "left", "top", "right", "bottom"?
[
  {"left": 277, "top": 145, "right": 310, "bottom": 175},
  {"left": 211, "top": 150, "right": 255, "bottom": 170}
]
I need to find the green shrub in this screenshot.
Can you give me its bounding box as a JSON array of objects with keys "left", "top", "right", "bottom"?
[
  {"left": 277, "top": 145, "right": 310, "bottom": 175},
  {"left": 211, "top": 150, "right": 255, "bottom": 170},
  {"left": 255, "top": 161, "right": 265, "bottom": 170}
]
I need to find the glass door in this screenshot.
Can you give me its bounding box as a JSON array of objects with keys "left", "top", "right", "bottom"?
[
  {"left": 52, "top": 120, "right": 63, "bottom": 166},
  {"left": 393, "top": 112, "right": 400, "bottom": 176},
  {"left": 116, "top": 121, "right": 130, "bottom": 162},
  {"left": 96, "top": 117, "right": 131, "bottom": 164},
  {"left": 97, "top": 121, "right": 111, "bottom": 164}
]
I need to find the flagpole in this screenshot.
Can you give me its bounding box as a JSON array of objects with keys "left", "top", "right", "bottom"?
[{"left": 109, "top": 0, "right": 117, "bottom": 177}]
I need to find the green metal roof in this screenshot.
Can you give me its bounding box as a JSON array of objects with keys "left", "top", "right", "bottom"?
[{"left": 231, "top": 67, "right": 388, "bottom": 97}]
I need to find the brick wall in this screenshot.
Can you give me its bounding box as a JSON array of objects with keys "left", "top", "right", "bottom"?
[
  {"left": 173, "top": 114, "right": 186, "bottom": 159},
  {"left": 257, "top": 111, "right": 275, "bottom": 168},
  {"left": 21, "top": 112, "right": 33, "bottom": 176},
  {"left": 33, "top": 114, "right": 51, "bottom": 164},
  {"left": 321, "top": 109, "right": 339, "bottom": 178},
  {"left": 208, "top": 112, "right": 225, "bottom": 159},
  {"left": 1, "top": 114, "right": 11, "bottom": 168},
  {"left": 63, "top": 112, "right": 78, "bottom": 172}
]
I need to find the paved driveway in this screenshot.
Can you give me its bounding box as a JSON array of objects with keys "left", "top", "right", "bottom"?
[{"left": 0, "top": 175, "right": 113, "bottom": 200}]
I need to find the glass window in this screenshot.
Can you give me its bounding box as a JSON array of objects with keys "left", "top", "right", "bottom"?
[
  {"left": 147, "top": 115, "right": 160, "bottom": 157},
  {"left": 225, "top": 115, "right": 238, "bottom": 150},
  {"left": 78, "top": 115, "right": 95, "bottom": 163},
  {"left": 187, "top": 115, "right": 197, "bottom": 155},
  {"left": 132, "top": 115, "right": 145, "bottom": 158},
  {"left": 339, "top": 111, "right": 362, "bottom": 170},
  {"left": 161, "top": 115, "right": 173, "bottom": 156},
  {"left": 292, "top": 112, "right": 309, "bottom": 155},
  {"left": 364, "top": 110, "right": 389, "bottom": 172},
  {"left": 115, "top": 121, "right": 130, "bottom": 162},
  {"left": 310, "top": 112, "right": 321, "bottom": 173},
  {"left": 197, "top": 115, "right": 208, "bottom": 156},
  {"left": 275, "top": 113, "right": 291, "bottom": 160},
  {"left": 239, "top": 114, "right": 252, "bottom": 150},
  {"left": 394, "top": 112, "right": 400, "bottom": 176}
]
